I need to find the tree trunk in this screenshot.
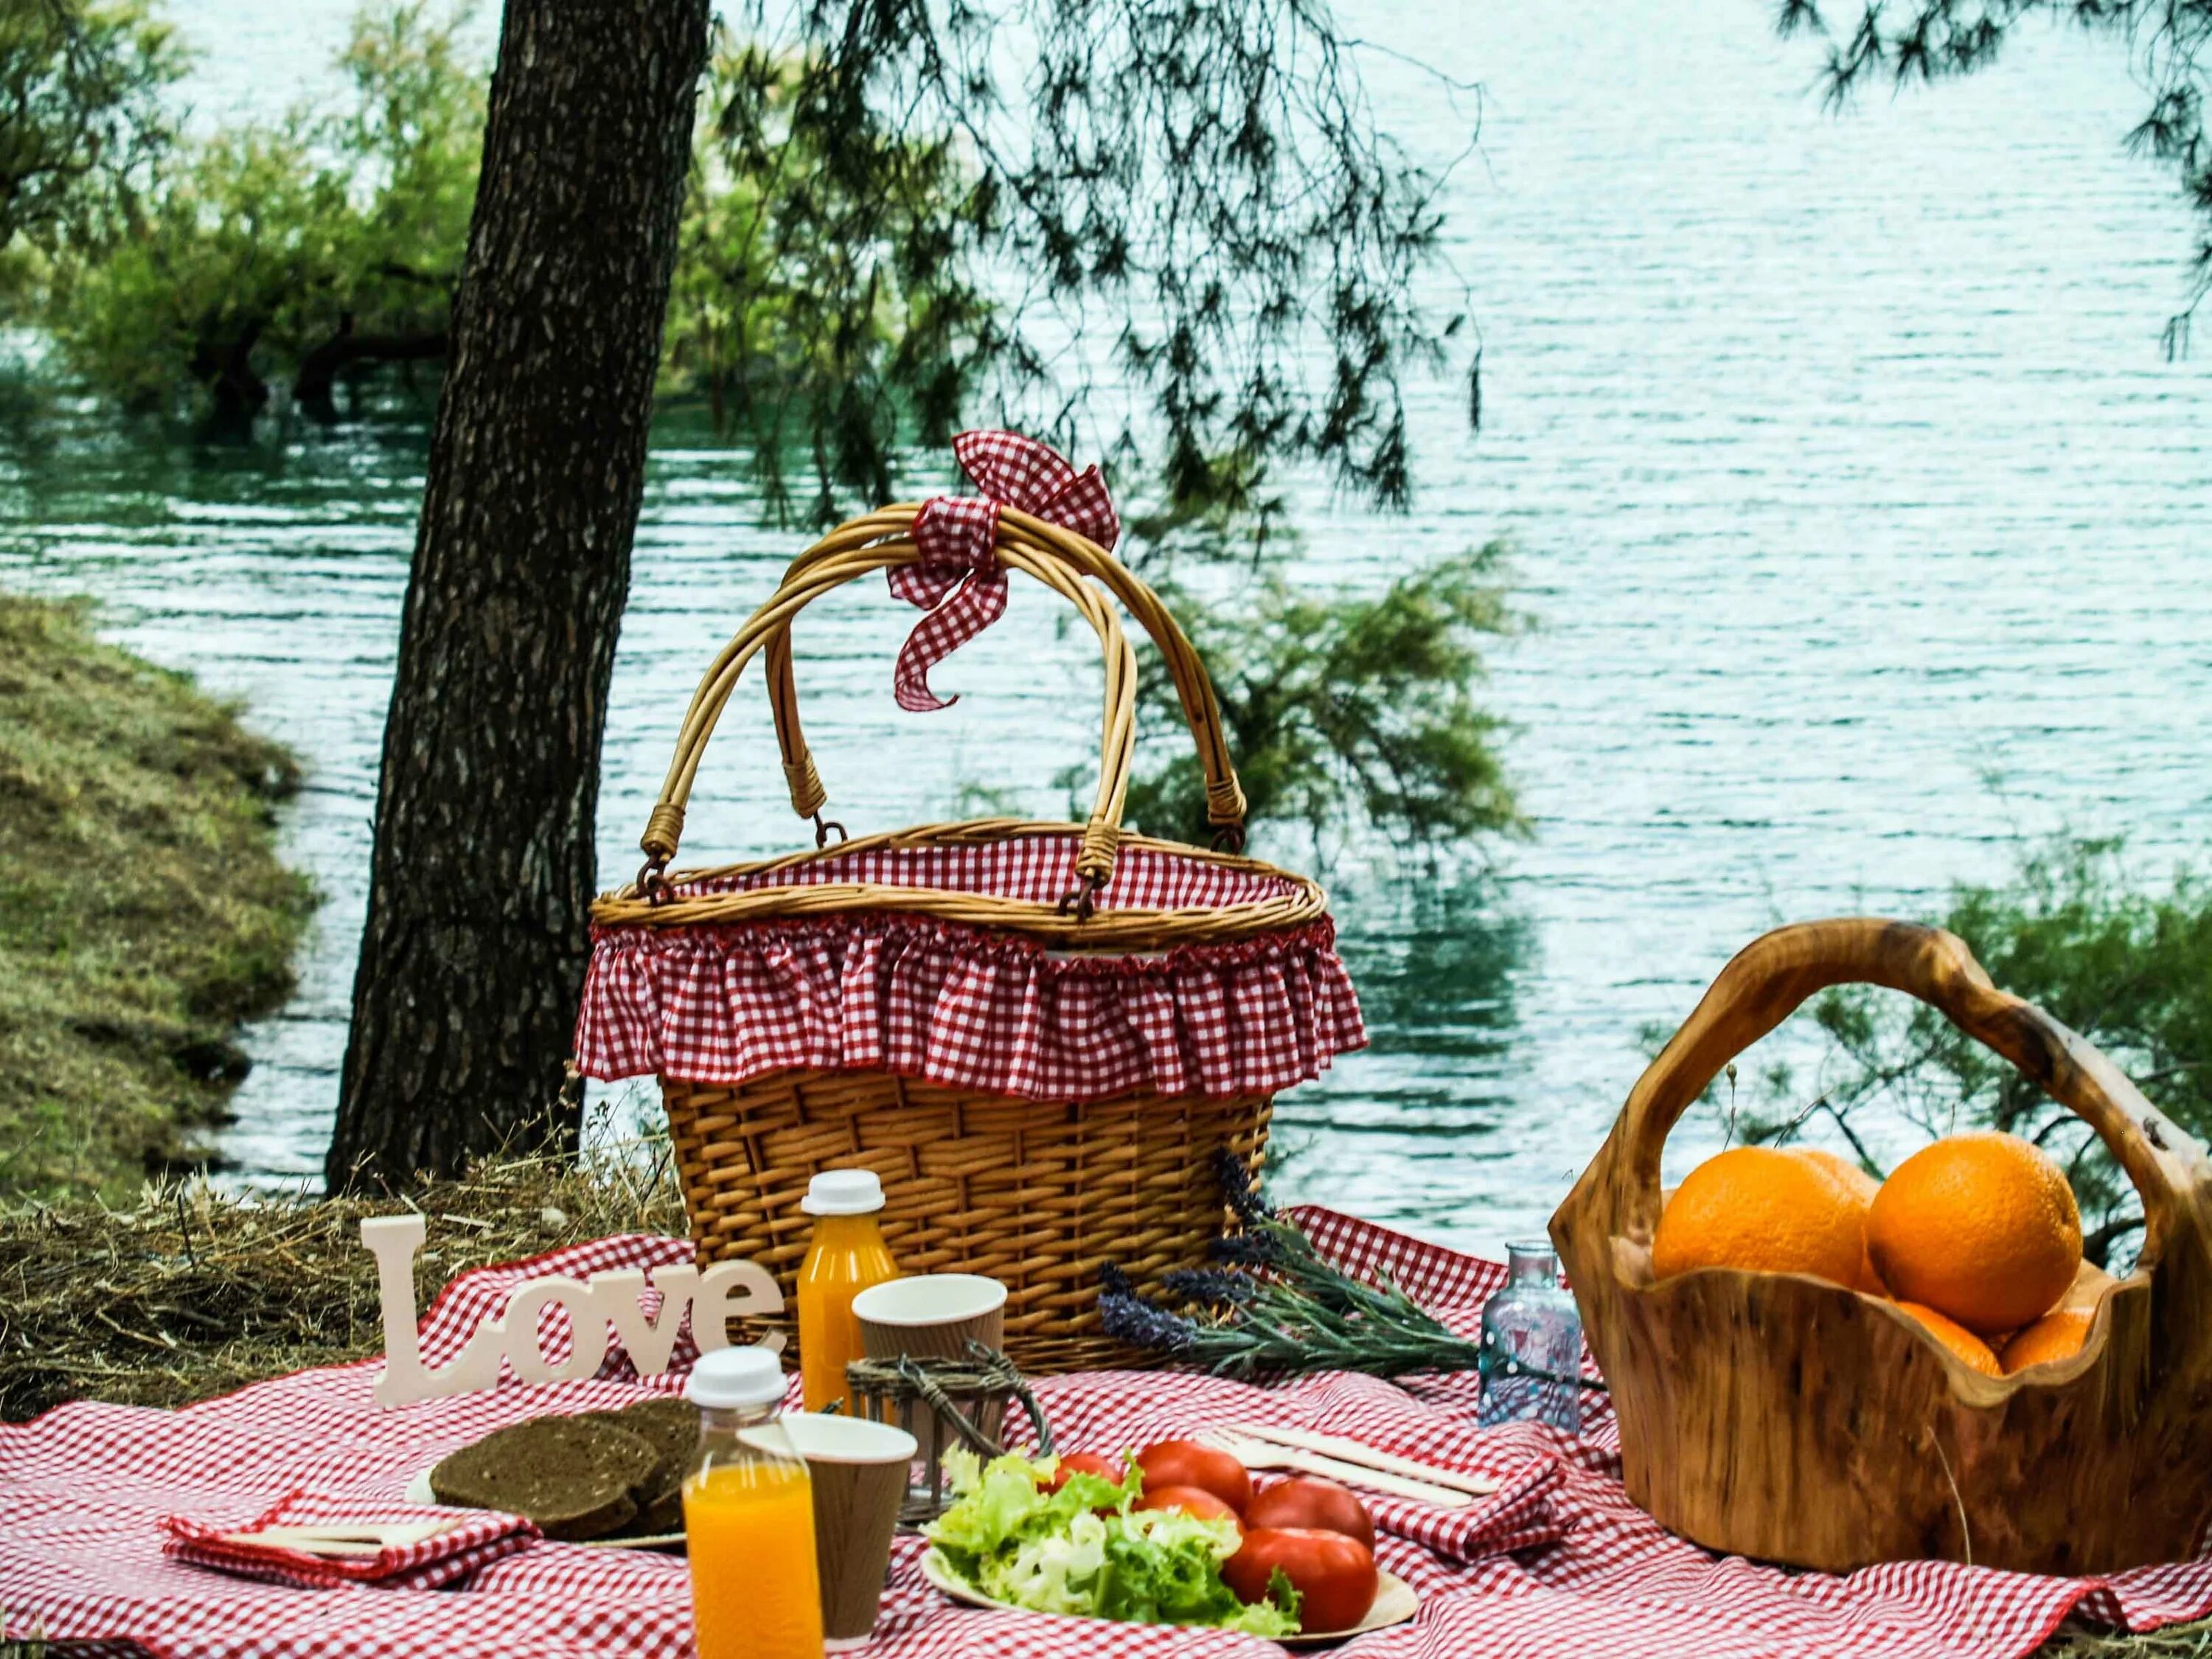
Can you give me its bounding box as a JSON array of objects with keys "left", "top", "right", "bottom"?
[
  {"left": 294, "top": 313, "right": 449, "bottom": 422},
  {"left": 192, "top": 321, "right": 268, "bottom": 435},
  {"left": 327, "top": 0, "right": 709, "bottom": 1189}
]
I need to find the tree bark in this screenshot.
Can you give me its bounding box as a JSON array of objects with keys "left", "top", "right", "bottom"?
[{"left": 327, "top": 0, "right": 709, "bottom": 1188}]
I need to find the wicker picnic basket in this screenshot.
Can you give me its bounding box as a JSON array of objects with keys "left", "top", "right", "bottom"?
[
  {"left": 1550, "top": 919, "right": 2212, "bottom": 1574},
  {"left": 577, "top": 448, "right": 1364, "bottom": 1375}
]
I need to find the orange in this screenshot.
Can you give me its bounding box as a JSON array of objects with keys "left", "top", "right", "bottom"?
[
  {"left": 1652, "top": 1146, "right": 1865, "bottom": 1289},
  {"left": 1865, "top": 1131, "right": 2081, "bottom": 1336},
  {"left": 1791, "top": 1148, "right": 1885, "bottom": 1293},
  {"left": 2000, "top": 1308, "right": 2096, "bottom": 1374},
  {"left": 1893, "top": 1301, "right": 2004, "bottom": 1377}
]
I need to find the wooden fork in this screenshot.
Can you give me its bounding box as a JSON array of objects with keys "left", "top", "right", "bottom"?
[
  {"left": 215, "top": 1520, "right": 467, "bottom": 1557},
  {"left": 1197, "top": 1428, "right": 1482, "bottom": 1509},
  {"left": 1230, "top": 1425, "right": 1503, "bottom": 1498}
]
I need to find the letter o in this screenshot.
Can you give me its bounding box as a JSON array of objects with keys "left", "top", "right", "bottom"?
[{"left": 502, "top": 1277, "right": 609, "bottom": 1385}]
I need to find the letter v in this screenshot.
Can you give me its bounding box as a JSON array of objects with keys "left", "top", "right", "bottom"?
[{"left": 590, "top": 1266, "right": 698, "bottom": 1377}]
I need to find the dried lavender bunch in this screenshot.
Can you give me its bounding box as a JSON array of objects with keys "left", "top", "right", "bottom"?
[
  {"left": 1101, "top": 1152, "right": 1606, "bottom": 1392},
  {"left": 1159, "top": 1267, "right": 1257, "bottom": 1306},
  {"left": 1098, "top": 1152, "right": 1485, "bottom": 1381}
]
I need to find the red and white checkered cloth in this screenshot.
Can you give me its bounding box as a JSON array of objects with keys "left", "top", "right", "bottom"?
[
  {"left": 4, "top": 1214, "right": 2208, "bottom": 1659},
  {"left": 162, "top": 1492, "right": 537, "bottom": 1590},
  {"left": 893, "top": 429, "right": 1121, "bottom": 713},
  {"left": 574, "top": 835, "right": 1366, "bottom": 1102}
]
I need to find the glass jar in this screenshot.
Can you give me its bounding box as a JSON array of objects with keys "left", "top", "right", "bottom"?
[
  {"left": 683, "top": 1346, "right": 823, "bottom": 1659},
  {"left": 796, "top": 1169, "right": 901, "bottom": 1413},
  {"left": 1475, "top": 1240, "right": 1583, "bottom": 1435}
]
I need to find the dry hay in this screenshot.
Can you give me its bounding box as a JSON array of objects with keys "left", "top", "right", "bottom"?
[
  {"left": 0, "top": 1145, "right": 684, "bottom": 1423},
  {"left": 2042, "top": 1621, "right": 2212, "bottom": 1658}
]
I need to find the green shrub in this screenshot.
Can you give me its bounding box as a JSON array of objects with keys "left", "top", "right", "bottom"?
[{"left": 1746, "top": 838, "right": 2212, "bottom": 1269}]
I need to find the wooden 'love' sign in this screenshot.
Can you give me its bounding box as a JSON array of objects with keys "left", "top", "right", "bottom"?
[{"left": 362, "top": 1215, "right": 784, "bottom": 1408}]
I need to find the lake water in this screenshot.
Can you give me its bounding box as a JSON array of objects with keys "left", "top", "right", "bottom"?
[{"left": 2, "top": 1, "right": 2208, "bottom": 1254}]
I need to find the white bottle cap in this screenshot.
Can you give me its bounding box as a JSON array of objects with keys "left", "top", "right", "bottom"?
[
  {"left": 801, "top": 1169, "right": 885, "bottom": 1215},
  {"left": 686, "top": 1345, "right": 787, "bottom": 1410}
]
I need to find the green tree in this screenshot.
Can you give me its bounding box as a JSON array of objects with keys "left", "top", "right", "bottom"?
[
  {"left": 330, "top": 0, "right": 711, "bottom": 1187},
  {"left": 1739, "top": 838, "right": 2212, "bottom": 1270},
  {"left": 1777, "top": 0, "right": 2212, "bottom": 349},
  {"left": 34, "top": 2, "right": 477, "bottom": 424},
  {"left": 0, "top": 0, "right": 178, "bottom": 258},
  {"left": 1118, "top": 545, "right": 1525, "bottom": 852},
  {"left": 29, "top": 13, "right": 1004, "bottom": 438},
  {"left": 659, "top": 38, "right": 997, "bottom": 518},
  {"left": 30, "top": 2, "right": 1469, "bottom": 524}
]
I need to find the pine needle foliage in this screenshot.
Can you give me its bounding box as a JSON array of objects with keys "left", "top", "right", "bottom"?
[
  {"left": 1742, "top": 837, "right": 2212, "bottom": 1272},
  {"left": 1119, "top": 546, "right": 1526, "bottom": 852},
  {"left": 1776, "top": 0, "right": 2212, "bottom": 351}
]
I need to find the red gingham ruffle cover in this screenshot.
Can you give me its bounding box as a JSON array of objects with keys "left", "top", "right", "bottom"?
[{"left": 573, "top": 832, "right": 1366, "bottom": 1100}]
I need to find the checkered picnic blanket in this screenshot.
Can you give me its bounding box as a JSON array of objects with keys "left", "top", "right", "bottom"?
[{"left": 1, "top": 1208, "right": 2208, "bottom": 1659}]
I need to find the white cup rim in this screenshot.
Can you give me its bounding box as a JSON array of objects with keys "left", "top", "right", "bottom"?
[
  {"left": 778, "top": 1412, "right": 919, "bottom": 1466},
  {"left": 850, "top": 1273, "right": 1008, "bottom": 1326}
]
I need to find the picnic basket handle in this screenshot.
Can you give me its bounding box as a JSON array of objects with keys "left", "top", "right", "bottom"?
[
  {"left": 639, "top": 505, "right": 1174, "bottom": 896},
  {"left": 759, "top": 502, "right": 1246, "bottom": 851},
  {"left": 1596, "top": 918, "right": 2212, "bottom": 1279}
]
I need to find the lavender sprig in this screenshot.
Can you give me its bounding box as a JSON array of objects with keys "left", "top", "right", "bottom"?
[
  {"left": 1099, "top": 1262, "right": 1199, "bottom": 1355},
  {"left": 1161, "top": 1267, "right": 1259, "bottom": 1306},
  {"left": 1099, "top": 1154, "right": 1607, "bottom": 1393}
]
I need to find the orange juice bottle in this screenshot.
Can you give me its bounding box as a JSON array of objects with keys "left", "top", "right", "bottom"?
[
  {"left": 682, "top": 1345, "right": 822, "bottom": 1659},
  {"left": 796, "top": 1170, "right": 899, "bottom": 1413}
]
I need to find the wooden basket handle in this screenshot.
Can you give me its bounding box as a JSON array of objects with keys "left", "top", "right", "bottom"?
[
  {"left": 762, "top": 501, "right": 1246, "bottom": 849},
  {"left": 1609, "top": 918, "right": 2212, "bottom": 1277},
  {"left": 639, "top": 506, "right": 1155, "bottom": 897}
]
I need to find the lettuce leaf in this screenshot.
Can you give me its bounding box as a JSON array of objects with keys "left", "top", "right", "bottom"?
[{"left": 922, "top": 1450, "right": 1298, "bottom": 1638}]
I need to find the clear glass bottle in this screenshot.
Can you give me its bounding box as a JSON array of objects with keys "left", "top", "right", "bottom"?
[
  {"left": 796, "top": 1169, "right": 900, "bottom": 1414},
  {"left": 1475, "top": 1240, "right": 1583, "bottom": 1435},
  {"left": 682, "top": 1346, "right": 824, "bottom": 1659}
]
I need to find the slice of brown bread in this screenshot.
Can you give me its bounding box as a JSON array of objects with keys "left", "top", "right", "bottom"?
[
  {"left": 584, "top": 1397, "right": 701, "bottom": 1537},
  {"left": 429, "top": 1415, "right": 660, "bottom": 1542}
]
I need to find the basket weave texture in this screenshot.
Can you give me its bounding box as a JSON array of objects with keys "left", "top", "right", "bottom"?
[
  {"left": 577, "top": 440, "right": 1363, "bottom": 1372},
  {"left": 661, "top": 1068, "right": 1277, "bottom": 1374}
]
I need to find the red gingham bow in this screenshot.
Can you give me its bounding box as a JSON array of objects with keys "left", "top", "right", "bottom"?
[{"left": 891, "top": 429, "right": 1121, "bottom": 712}]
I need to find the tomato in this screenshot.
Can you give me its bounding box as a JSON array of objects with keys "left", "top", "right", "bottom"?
[
  {"left": 1223, "top": 1528, "right": 1378, "bottom": 1633},
  {"left": 1038, "top": 1451, "right": 1127, "bottom": 1514},
  {"left": 1243, "top": 1476, "right": 1374, "bottom": 1551},
  {"left": 1039, "top": 1450, "right": 1125, "bottom": 1495},
  {"left": 1134, "top": 1439, "right": 1253, "bottom": 1514},
  {"left": 1135, "top": 1484, "right": 1243, "bottom": 1534}
]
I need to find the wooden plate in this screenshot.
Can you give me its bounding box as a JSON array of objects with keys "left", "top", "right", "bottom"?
[
  {"left": 403, "top": 1467, "right": 684, "bottom": 1550},
  {"left": 919, "top": 1548, "right": 1418, "bottom": 1646}
]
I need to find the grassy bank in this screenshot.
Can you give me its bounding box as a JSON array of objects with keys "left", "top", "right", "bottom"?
[{"left": 0, "top": 592, "right": 313, "bottom": 1197}]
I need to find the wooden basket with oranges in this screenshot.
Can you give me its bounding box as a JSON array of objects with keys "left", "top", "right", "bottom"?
[{"left": 1549, "top": 918, "right": 2212, "bottom": 1574}]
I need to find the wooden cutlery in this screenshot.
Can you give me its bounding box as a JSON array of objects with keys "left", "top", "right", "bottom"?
[{"left": 1197, "top": 1427, "right": 1498, "bottom": 1509}]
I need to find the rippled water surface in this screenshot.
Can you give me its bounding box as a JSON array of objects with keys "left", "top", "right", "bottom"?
[{"left": 3, "top": 1, "right": 2208, "bottom": 1251}]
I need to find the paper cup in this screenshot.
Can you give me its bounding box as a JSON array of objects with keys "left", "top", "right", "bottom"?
[
  {"left": 852, "top": 1274, "right": 1012, "bottom": 1500},
  {"left": 782, "top": 1413, "right": 918, "bottom": 1648},
  {"left": 852, "top": 1273, "right": 1007, "bottom": 1361}
]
